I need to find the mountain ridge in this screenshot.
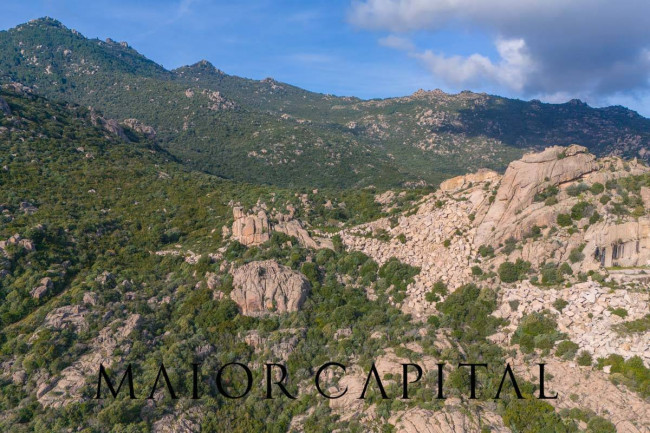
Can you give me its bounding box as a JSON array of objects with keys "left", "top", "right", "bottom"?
[{"left": 1, "top": 17, "right": 649, "bottom": 189}]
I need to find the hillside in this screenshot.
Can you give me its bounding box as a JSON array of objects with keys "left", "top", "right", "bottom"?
[
  {"left": 0, "top": 87, "right": 648, "bottom": 432},
  {"left": 1, "top": 18, "right": 650, "bottom": 189}
]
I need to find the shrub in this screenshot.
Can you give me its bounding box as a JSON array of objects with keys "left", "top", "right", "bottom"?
[
  {"left": 614, "top": 314, "right": 650, "bottom": 334},
  {"left": 443, "top": 239, "right": 451, "bottom": 248},
  {"left": 501, "top": 237, "right": 517, "bottom": 255},
  {"left": 498, "top": 261, "right": 519, "bottom": 283},
  {"left": 427, "top": 315, "right": 440, "bottom": 327},
  {"left": 534, "top": 186, "right": 558, "bottom": 202},
  {"left": 632, "top": 205, "right": 645, "bottom": 217},
  {"left": 568, "top": 245, "right": 585, "bottom": 264},
  {"left": 600, "top": 195, "right": 611, "bottom": 205},
  {"left": 556, "top": 213, "right": 573, "bottom": 227},
  {"left": 576, "top": 350, "right": 593, "bottom": 366},
  {"left": 478, "top": 244, "right": 494, "bottom": 257},
  {"left": 545, "top": 196, "right": 559, "bottom": 206},
  {"left": 553, "top": 298, "right": 569, "bottom": 312},
  {"left": 589, "top": 183, "right": 605, "bottom": 195},
  {"left": 426, "top": 280, "right": 449, "bottom": 302},
  {"left": 609, "top": 307, "right": 628, "bottom": 318},
  {"left": 588, "top": 211, "right": 601, "bottom": 224},
  {"left": 396, "top": 233, "right": 407, "bottom": 244},
  {"left": 570, "top": 202, "right": 592, "bottom": 220},
  {"left": 566, "top": 183, "right": 590, "bottom": 197},
  {"left": 586, "top": 417, "right": 616, "bottom": 433},
  {"left": 558, "top": 262, "right": 573, "bottom": 276},
  {"left": 597, "top": 354, "right": 649, "bottom": 398},
  {"left": 378, "top": 257, "right": 420, "bottom": 292},
  {"left": 471, "top": 265, "right": 483, "bottom": 276},
  {"left": 301, "top": 262, "right": 319, "bottom": 283},
  {"left": 555, "top": 340, "right": 579, "bottom": 359}
]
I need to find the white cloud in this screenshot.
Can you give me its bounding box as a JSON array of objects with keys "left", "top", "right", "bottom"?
[
  {"left": 349, "top": 0, "right": 650, "bottom": 105},
  {"left": 378, "top": 35, "right": 414, "bottom": 51}
]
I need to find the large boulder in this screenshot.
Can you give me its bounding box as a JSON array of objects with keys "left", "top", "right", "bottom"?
[
  {"left": 475, "top": 145, "right": 597, "bottom": 244},
  {"left": 231, "top": 207, "right": 270, "bottom": 246},
  {"left": 230, "top": 260, "right": 310, "bottom": 316},
  {"left": 30, "top": 277, "right": 53, "bottom": 299}
]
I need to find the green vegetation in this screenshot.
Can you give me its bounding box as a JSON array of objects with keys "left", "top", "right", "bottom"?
[
  {"left": 609, "top": 307, "right": 628, "bottom": 318},
  {"left": 566, "top": 183, "right": 590, "bottom": 197},
  {"left": 425, "top": 280, "right": 448, "bottom": 303},
  {"left": 596, "top": 355, "right": 650, "bottom": 398},
  {"left": 614, "top": 314, "right": 650, "bottom": 334},
  {"left": 590, "top": 182, "right": 605, "bottom": 194},
  {"left": 533, "top": 186, "right": 558, "bottom": 203},
  {"left": 568, "top": 244, "right": 585, "bottom": 264},
  {"left": 553, "top": 299, "right": 569, "bottom": 312},
  {"left": 498, "top": 259, "right": 531, "bottom": 283},
  {"left": 511, "top": 311, "right": 565, "bottom": 353},
  {"left": 478, "top": 244, "right": 495, "bottom": 258},
  {"left": 540, "top": 262, "right": 572, "bottom": 285},
  {"left": 557, "top": 213, "right": 573, "bottom": 227},
  {"left": 1, "top": 18, "right": 650, "bottom": 192},
  {"left": 555, "top": 341, "right": 579, "bottom": 360},
  {"left": 576, "top": 351, "right": 593, "bottom": 366}
]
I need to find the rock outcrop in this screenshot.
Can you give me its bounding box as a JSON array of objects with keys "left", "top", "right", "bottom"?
[
  {"left": 274, "top": 219, "right": 333, "bottom": 250},
  {"left": 39, "top": 314, "right": 141, "bottom": 408},
  {"left": 439, "top": 168, "right": 499, "bottom": 193},
  {"left": 42, "top": 305, "right": 88, "bottom": 332},
  {"left": 231, "top": 206, "right": 270, "bottom": 246},
  {"left": 475, "top": 145, "right": 597, "bottom": 245},
  {"left": 122, "top": 118, "right": 156, "bottom": 139},
  {"left": 229, "top": 260, "right": 310, "bottom": 316},
  {"left": 30, "top": 277, "right": 53, "bottom": 299}
]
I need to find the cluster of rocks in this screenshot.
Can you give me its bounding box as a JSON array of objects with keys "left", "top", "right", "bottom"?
[
  {"left": 38, "top": 314, "right": 141, "bottom": 408},
  {"left": 89, "top": 107, "right": 130, "bottom": 141},
  {"left": 0, "top": 233, "right": 35, "bottom": 256},
  {"left": 494, "top": 280, "right": 649, "bottom": 363},
  {"left": 228, "top": 260, "right": 310, "bottom": 316},
  {"left": 202, "top": 89, "right": 236, "bottom": 111},
  {"left": 42, "top": 305, "right": 88, "bottom": 333},
  {"left": 29, "top": 277, "right": 53, "bottom": 299},
  {"left": 121, "top": 118, "right": 156, "bottom": 139},
  {"left": 341, "top": 193, "right": 483, "bottom": 317},
  {"left": 229, "top": 205, "right": 332, "bottom": 249},
  {"left": 242, "top": 328, "right": 305, "bottom": 361}
]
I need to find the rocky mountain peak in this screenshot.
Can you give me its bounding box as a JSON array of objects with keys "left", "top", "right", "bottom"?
[{"left": 475, "top": 144, "right": 598, "bottom": 244}]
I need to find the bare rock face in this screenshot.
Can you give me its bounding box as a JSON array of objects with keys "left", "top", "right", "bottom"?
[
  {"left": 389, "top": 406, "right": 509, "bottom": 433},
  {"left": 122, "top": 118, "right": 156, "bottom": 139},
  {"left": 274, "top": 219, "right": 334, "bottom": 250},
  {"left": 439, "top": 168, "right": 499, "bottom": 193},
  {"left": 231, "top": 207, "right": 270, "bottom": 246},
  {"left": 0, "top": 97, "right": 10, "bottom": 116},
  {"left": 230, "top": 260, "right": 310, "bottom": 316},
  {"left": 476, "top": 145, "right": 597, "bottom": 245},
  {"left": 38, "top": 314, "right": 141, "bottom": 408},
  {"left": 89, "top": 108, "right": 129, "bottom": 141},
  {"left": 43, "top": 305, "right": 88, "bottom": 332}
]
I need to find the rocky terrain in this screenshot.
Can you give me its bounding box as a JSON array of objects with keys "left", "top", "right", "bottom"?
[
  {"left": 1, "top": 18, "right": 650, "bottom": 188},
  {"left": 1, "top": 45, "right": 649, "bottom": 432}
]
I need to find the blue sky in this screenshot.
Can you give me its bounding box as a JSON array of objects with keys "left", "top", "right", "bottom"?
[{"left": 1, "top": 0, "right": 649, "bottom": 116}]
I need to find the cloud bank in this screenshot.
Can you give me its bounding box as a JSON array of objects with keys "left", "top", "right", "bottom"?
[{"left": 349, "top": 0, "right": 650, "bottom": 106}]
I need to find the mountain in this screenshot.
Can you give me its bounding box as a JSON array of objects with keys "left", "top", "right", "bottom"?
[
  {"left": 1, "top": 86, "right": 648, "bottom": 432},
  {"left": 1, "top": 17, "right": 650, "bottom": 189}
]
